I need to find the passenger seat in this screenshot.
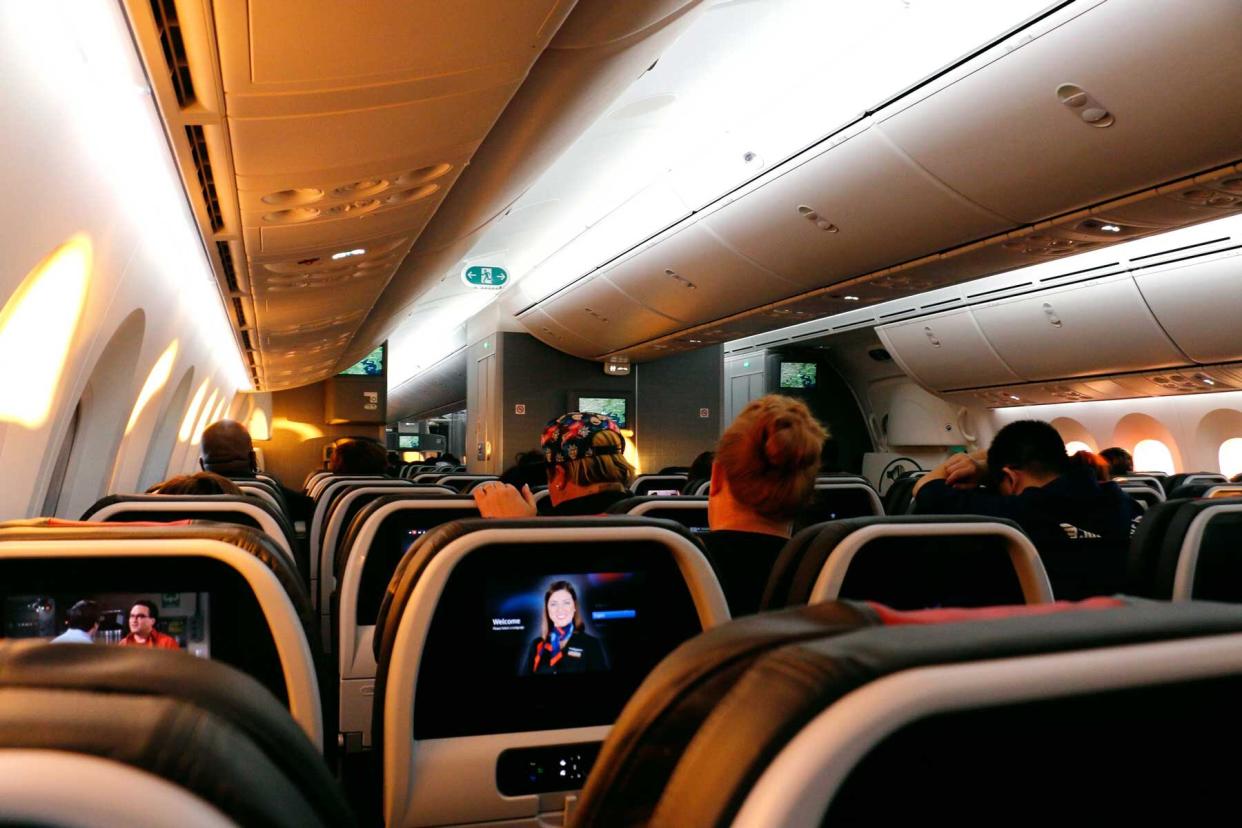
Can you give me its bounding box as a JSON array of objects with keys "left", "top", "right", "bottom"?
[{"left": 0, "top": 640, "right": 354, "bottom": 828}]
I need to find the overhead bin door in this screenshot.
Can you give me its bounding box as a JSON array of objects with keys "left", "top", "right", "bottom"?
[
  {"left": 699, "top": 128, "right": 1009, "bottom": 291},
  {"left": 874, "top": 0, "right": 1242, "bottom": 224},
  {"left": 971, "top": 274, "right": 1187, "bottom": 381},
  {"left": 604, "top": 222, "right": 801, "bottom": 326},
  {"left": 537, "top": 275, "right": 681, "bottom": 356},
  {"left": 878, "top": 309, "right": 1021, "bottom": 391},
  {"left": 1134, "top": 252, "right": 1242, "bottom": 365}
]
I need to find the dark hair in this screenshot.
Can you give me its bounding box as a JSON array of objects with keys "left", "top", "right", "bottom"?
[
  {"left": 132, "top": 599, "right": 158, "bottom": 621},
  {"left": 200, "top": 420, "right": 256, "bottom": 476},
  {"left": 1099, "top": 447, "right": 1134, "bottom": 477},
  {"left": 329, "top": 437, "right": 389, "bottom": 475},
  {"left": 67, "top": 599, "right": 100, "bottom": 632},
  {"left": 541, "top": 580, "right": 583, "bottom": 640},
  {"left": 500, "top": 450, "right": 548, "bottom": 489},
  {"left": 987, "top": 420, "right": 1079, "bottom": 483},
  {"left": 147, "top": 471, "right": 242, "bottom": 496},
  {"left": 440, "top": 453, "right": 460, "bottom": 466},
  {"left": 688, "top": 451, "right": 715, "bottom": 481}
]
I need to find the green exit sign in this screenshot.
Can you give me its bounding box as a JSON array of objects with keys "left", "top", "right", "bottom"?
[{"left": 461, "top": 265, "right": 509, "bottom": 290}]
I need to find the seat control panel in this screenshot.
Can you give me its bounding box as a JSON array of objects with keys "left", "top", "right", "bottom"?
[{"left": 496, "top": 741, "right": 603, "bottom": 796}]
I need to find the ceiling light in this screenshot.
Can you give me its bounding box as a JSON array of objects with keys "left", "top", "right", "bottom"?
[
  {"left": 331, "top": 248, "right": 366, "bottom": 260},
  {"left": 1203, "top": 377, "right": 1216, "bottom": 386},
  {"left": 1009, "top": 395, "right": 1021, "bottom": 401},
  {"left": 843, "top": 295, "right": 860, "bottom": 301},
  {"left": 1100, "top": 224, "right": 1122, "bottom": 233}
]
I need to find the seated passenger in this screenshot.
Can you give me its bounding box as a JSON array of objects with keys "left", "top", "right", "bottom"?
[
  {"left": 1077, "top": 450, "right": 1112, "bottom": 482},
  {"left": 434, "top": 452, "right": 461, "bottom": 468},
  {"left": 704, "top": 395, "right": 826, "bottom": 615},
  {"left": 913, "top": 420, "right": 1137, "bottom": 598},
  {"left": 118, "top": 600, "right": 179, "bottom": 649},
  {"left": 201, "top": 419, "right": 312, "bottom": 522},
  {"left": 146, "top": 471, "right": 242, "bottom": 496},
  {"left": 1100, "top": 446, "right": 1134, "bottom": 478},
  {"left": 328, "top": 436, "right": 389, "bottom": 475},
  {"left": 51, "top": 599, "right": 100, "bottom": 644},
  {"left": 473, "top": 412, "right": 633, "bottom": 517}
]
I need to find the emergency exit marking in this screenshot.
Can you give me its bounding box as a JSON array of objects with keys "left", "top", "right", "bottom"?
[
  {"left": 699, "top": 408, "right": 710, "bottom": 418},
  {"left": 515, "top": 404, "right": 526, "bottom": 415},
  {"left": 462, "top": 265, "right": 509, "bottom": 290}
]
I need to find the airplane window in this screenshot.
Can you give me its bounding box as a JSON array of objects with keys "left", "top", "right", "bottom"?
[
  {"left": 1064, "top": 441, "right": 1093, "bottom": 455},
  {"left": 1219, "top": 438, "right": 1242, "bottom": 479},
  {"left": 1133, "top": 439, "right": 1176, "bottom": 475}
]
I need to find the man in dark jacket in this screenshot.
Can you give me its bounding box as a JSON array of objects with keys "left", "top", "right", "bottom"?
[
  {"left": 200, "top": 420, "right": 313, "bottom": 527},
  {"left": 913, "top": 420, "right": 1137, "bottom": 598}
]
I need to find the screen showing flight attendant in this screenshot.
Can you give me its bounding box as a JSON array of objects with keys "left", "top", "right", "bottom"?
[{"left": 486, "top": 572, "right": 643, "bottom": 677}]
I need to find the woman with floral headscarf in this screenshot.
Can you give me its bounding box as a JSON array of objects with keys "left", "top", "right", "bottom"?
[{"left": 473, "top": 411, "right": 634, "bottom": 517}]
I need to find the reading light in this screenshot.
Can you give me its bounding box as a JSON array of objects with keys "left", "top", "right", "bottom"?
[
  {"left": 1100, "top": 224, "right": 1122, "bottom": 233},
  {"left": 1009, "top": 395, "right": 1021, "bottom": 401},
  {"left": 1203, "top": 377, "right": 1216, "bottom": 386},
  {"left": 331, "top": 248, "right": 366, "bottom": 260},
  {"left": 843, "top": 295, "right": 860, "bottom": 301}
]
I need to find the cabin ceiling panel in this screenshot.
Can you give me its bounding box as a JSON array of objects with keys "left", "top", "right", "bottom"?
[
  {"left": 876, "top": 0, "right": 1242, "bottom": 224},
  {"left": 698, "top": 128, "right": 1011, "bottom": 292},
  {"left": 181, "top": 0, "right": 578, "bottom": 389}
]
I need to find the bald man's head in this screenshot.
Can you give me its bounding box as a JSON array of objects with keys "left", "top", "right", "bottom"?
[{"left": 200, "top": 420, "right": 256, "bottom": 476}]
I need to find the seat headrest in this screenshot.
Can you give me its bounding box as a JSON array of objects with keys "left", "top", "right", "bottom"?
[
  {"left": 574, "top": 600, "right": 879, "bottom": 827},
  {"left": 0, "top": 641, "right": 354, "bottom": 827},
  {"left": 652, "top": 599, "right": 1242, "bottom": 828},
  {"left": 762, "top": 515, "right": 1027, "bottom": 610},
  {"left": 0, "top": 520, "right": 313, "bottom": 636}
]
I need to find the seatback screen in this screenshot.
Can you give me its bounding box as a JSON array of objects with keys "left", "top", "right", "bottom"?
[
  {"left": 414, "top": 543, "right": 704, "bottom": 739},
  {"left": 4, "top": 591, "right": 211, "bottom": 656}
]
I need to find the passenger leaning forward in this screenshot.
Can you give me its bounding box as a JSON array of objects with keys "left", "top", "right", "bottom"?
[
  {"left": 473, "top": 412, "right": 633, "bottom": 517},
  {"left": 913, "top": 419, "right": 1137, "bottom": 598}
]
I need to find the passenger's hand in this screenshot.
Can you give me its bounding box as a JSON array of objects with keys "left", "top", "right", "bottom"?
[
  {"left": 472, "top": 482, "right": 537, "bottom": 518},
  {"left": 944, "top": 451, "right": 986, "bottom": 489}
]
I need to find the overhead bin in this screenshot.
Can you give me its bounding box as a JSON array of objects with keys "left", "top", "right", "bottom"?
[
  {"left": 874, "top": 0, "right": 1242, "bottom": 224},
  {"left": 699, "top": 128, "right": 1009, "bottom": 291},
  {"left": 970, "top": 273, "right": 1186, "bottom": 382},
  {"left": 603, "top": 222, "right": 800, "bottom": 326},
  {"left": 1134, "top": 250, "right": 1242, "bottom": 365},
  {"left": 536, "top": 275, "right": 682, "bottom": 356},
  {"left": 878, "top": 309, "right": 1021, "bottom": 391}
]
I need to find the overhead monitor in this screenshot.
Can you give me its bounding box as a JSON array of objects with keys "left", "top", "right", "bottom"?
[
  {"left": 573, "top": 396, "right": 628, "bottom": 429},
  {"left": 779, "top": 361, "right": 817, "bottom": 389},
  {"left": 338, "top": 345, "right": 385, "bottom": 377},
  {"left": 398, "top": 434, "right": 420, "bottom": 450}
]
